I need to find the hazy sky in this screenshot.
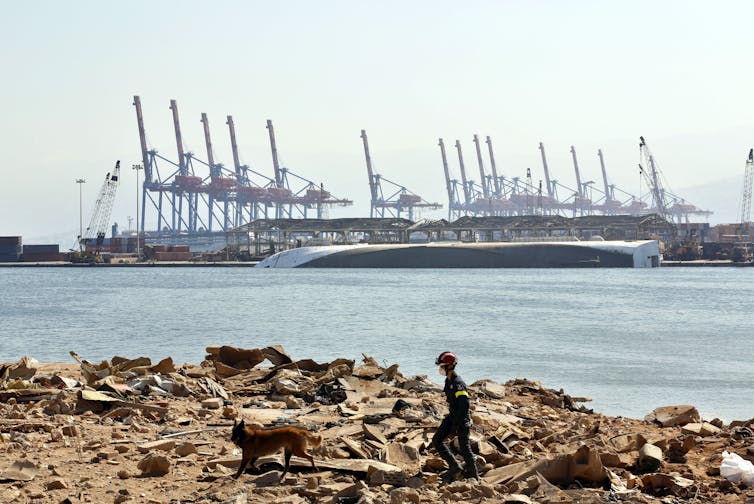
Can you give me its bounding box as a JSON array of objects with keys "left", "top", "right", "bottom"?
[{"left": 3, "top": 0, "right": 754, "bottom": 243}]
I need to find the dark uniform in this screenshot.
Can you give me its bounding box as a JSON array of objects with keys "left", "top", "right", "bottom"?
[{"left": 432, "top": 371, "right": 478, "bottom": 480}]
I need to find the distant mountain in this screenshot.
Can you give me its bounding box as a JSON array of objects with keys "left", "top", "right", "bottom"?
[{"left": 676, "top": 175, "right": 744, "bottom": 225}]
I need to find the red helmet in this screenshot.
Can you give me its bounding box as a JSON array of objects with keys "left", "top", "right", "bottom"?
[{"left": 435, "top": 351, "right": 458, "bottom": 367}]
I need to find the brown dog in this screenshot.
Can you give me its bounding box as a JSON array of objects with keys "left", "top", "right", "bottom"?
[{"left": 231, "top": 420, "right": 322, "bottom": 480}]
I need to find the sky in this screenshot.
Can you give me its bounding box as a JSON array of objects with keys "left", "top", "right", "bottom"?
[{"left": 2, "top": 0, "right": 754, "bottom": 244}]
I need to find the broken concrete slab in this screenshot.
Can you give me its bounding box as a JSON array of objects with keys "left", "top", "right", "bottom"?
[
  {"left": 681, "top": 422, "right": 722, "bottom": 437},
  {"left": 0, "top": 459, "right": 37, "bottom": 481},
  {"left": 640, "top": 472, "right": 696, "bottom": 497},
  {"left": 645, "top": 405, "right": 700, "bottom": 427},
  {"left": 137, "top": 439, "right": 176, "bottom": 453},
  {"left": 483, "top": 445, "right": 608, "bottom": 486},
  {"left": 639, "top": 443, "right": 663, "bottom": 472}
]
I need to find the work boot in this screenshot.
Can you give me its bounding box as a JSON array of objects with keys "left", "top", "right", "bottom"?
[
  {"left": 462, "top": 461, "right": 480, "bottom": 482},
  {"left": 440, "top": 465, "right": 462, "bottom": 484},
  {"left": 464, "top": 468, "right": 480, "bottom": 482}
]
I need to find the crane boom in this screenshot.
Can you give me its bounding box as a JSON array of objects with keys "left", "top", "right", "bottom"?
[
  {"left": 538, "top": 142, "right": 554, "bottom": 198},
  {"left": 473, "top": 134, "right": 489, "bottom": 198},
  {"left": 81, "top": 160, "right": 121, "bottom": 247},
  {"left": 740, "top": 148, "right": 754, "bottom": 235},
  {"left": 226, "top": 115, "right": 242, "bottom": 178},
  {"left": 598, "top": 149, "right": 610, "bottom": 198},
  {"left": 570, "top": 145, "right": 583, "bottom": 197},
  {"left": 485, "top": 136, "right": 501, "bottom": 196},
  {"left": 360, "top": 130, "right": 379, "bottom": 207},
  {"left": 266, "top": 120, "right": 283, "bottom": 188},
  {"left": 170, "top": 99, "right": 186, "bottom": 175},
  {"left": 439, "top": 138, "right": 455, "bottom": 211},
  {"left": 455, "top": 140, "right": 470, "bottom": 204}
]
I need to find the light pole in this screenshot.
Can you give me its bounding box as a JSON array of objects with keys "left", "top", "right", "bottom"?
[
  {"left": 75, "top": 178, "right": 86, "bottom": 252},
  {"left": 132, "top": 164, "right": 143, "bottom": 259}
]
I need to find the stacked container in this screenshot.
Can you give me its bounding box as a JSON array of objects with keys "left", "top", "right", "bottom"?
[
  {"left": 0, "top": 236, "right": 22, "bottom": 262},
  {"left": 22, "top": 244, "right": 61, "bottom": 262},
  {"left": 143, "top": 244, "right": 192, "bottom": 261}
]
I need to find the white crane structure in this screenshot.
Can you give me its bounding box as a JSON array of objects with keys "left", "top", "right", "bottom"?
[
  {"left": 638, "top": 136, "right": 672, "bottom": 223},
  {"left": 80, "top": 160, "right": 121, "bottom": 249},
  {"left": 739, "top": 149, "right": 754, "bottom": 236},
  {"left": 638, "top": 137, "right": 712, "bottom": 224}
]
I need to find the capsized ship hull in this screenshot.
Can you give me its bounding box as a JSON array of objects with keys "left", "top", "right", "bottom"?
[{"left": 256, "top": 240, "right": 661, "bottom": 268}]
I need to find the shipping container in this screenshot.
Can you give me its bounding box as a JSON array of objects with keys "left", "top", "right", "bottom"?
[
  {"left": 0, "top": 236, "right": 22, "bottom": 246},
  {"left": 154, "top": 251, "right": 192, "bottom": 261},
  {"left": 84, "top": 243, "right": 111, "bottom": 252},
  {"left": 0, "top": 244, "right": 22, "bottom": 261},
  {"left": 168, "top": 245, "right": 190, "bottom": 252},
  {"left": 21, "top": 252, "right": 63, "bottom": 262},
  {"left": 23, "top": 244, "right": 59, "bottom": 254},
  {"left": 0, "top": 251, "right": 20, "bottom": 262}
]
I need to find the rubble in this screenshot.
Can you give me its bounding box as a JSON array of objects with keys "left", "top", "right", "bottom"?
[{"left": 0, "top": 349, "right": 752, "bottom": 503}]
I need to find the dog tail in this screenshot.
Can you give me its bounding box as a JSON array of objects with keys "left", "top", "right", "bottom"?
[{"left": 306, "top": 431, "right": 322, "bottom": 448}]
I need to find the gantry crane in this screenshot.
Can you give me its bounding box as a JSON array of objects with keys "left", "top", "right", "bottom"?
[
  {"left": 360, "top": 130, "right": 441, "bottom": 220},
  {"left": 80, "top": 160, "right": 121, "bottom": 250},
  {"left": 597, "top": 149, "right": 623, "bottom": 213},
  {"left": 439, "top": 138, "right": 464, "bottom": 219}
]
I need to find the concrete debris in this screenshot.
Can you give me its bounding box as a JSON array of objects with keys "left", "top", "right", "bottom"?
[
  {"left": 0, "top": 356, "right": 39, "bottom": 381},
  {"left": 645, "top": 405, "right": 701, "bottom": 427},
  {"left": 682, "top": 421, "right": 723, "bottom": 437},
  {"left": 1, "top": 346, "right": 753, "bottom": 503},
  {"left": 638, "top": 443, "right": 663, "bottom": 471},
  {"left": 0, "top": 459, "right": 37, "bottom": 481},
  {"left": 137, "top": 453, "right": 171, "bottom": 476}
]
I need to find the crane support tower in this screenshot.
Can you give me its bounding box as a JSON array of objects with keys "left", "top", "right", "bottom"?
[
  {"left": 740, "top": 148, "right": 754, "bottom": 236},
  {"left": 80, "top": 160, "right": 121, "bottom": 249},
  {"left": 359, "top": 130, "right": 441, "bottom": 220}
]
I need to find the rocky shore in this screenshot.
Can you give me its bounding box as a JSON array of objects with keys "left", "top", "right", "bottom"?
[{"left": 1, "top": 346, "right": 753, "bottom": 503}]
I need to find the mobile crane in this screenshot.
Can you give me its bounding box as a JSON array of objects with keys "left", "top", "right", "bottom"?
[
  {"left": 69, "top": 161, "right": 121, "bottom": 262},
  {"left": 732, "top": 149, "right": 754, "bottom": 262}
]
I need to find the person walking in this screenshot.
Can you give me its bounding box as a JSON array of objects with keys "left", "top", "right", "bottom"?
[{"left": 432, "top": 351, "right": 479, "bottom": 482}]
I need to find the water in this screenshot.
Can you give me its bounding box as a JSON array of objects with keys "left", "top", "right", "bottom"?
[{"left": 1, "top": 266, "right": 752, "bottom": 422}]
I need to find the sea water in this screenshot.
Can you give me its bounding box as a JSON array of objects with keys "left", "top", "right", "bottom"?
[{"left": 1, "top": 266, "right": 752, "bottom": 422}]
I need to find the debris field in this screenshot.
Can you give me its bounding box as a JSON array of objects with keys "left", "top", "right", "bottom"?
[{"left": 1, "top": 346, "right": 753, "bottom": 503}]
